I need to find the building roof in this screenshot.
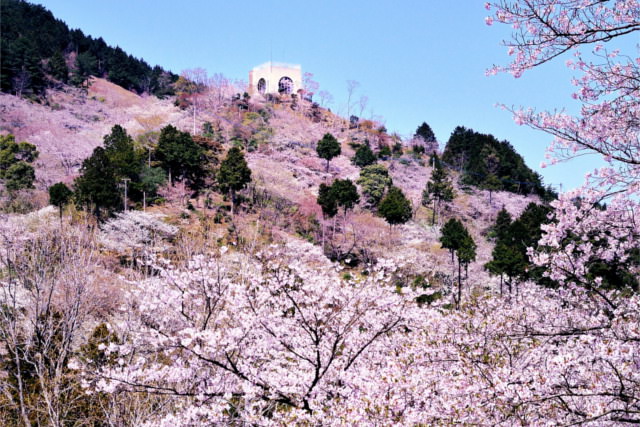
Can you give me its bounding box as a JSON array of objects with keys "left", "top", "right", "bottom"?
[{"left": 251, "top": 61, "right": 301, "bottom": 71}]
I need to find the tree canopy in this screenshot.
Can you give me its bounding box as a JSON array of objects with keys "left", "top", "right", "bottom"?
[
  {"left": 0, "top": 134, "right": 39, "bottom": 192},
  {"left": 378, "top": 186, "right": 412, "bottom": 227},
  {"left": 422, "top": 154, "right": 455, "bottom": 225},
  {"left": 316, "top": 133, "right": 341, "bottom": 172},
  {"left": 156, "top": 125, "right": 206, "bottom": 187}
]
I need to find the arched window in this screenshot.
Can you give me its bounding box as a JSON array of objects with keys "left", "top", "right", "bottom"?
[
  {"left": 257, "top": 78, "right": 266, "bottom": 95},
  {"left": 278, "top": 76, "right": 293, "bottom": 94}
]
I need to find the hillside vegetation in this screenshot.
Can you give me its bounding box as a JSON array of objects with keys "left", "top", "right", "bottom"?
[
  {"left": 0, "top": 0, "right": 638, "bottom": 425},
  {"left": 0, "top": 0, "right": 177, "bottom": 98}
]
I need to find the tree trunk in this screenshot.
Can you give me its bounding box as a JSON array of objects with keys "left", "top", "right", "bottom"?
[
  {"left": 326, "top": 159, "right": 330, "bottom": 173},
  {"left": 457, "top": 258, "right": 462, "bottom": 309},
  {"left": 432, "top": 199, "right": 437, "bottom": 225},
  {"left": 143, "top": 191, "right": 147, "bottom": 212}
]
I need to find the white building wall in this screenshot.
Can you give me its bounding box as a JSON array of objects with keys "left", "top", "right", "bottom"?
[{"left": 249, "top": 61, "right": 303, "bottom": 96}]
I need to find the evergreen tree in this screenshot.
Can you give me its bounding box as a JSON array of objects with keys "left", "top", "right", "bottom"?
[
  {"left": 482, "top": 173, "right": 502, "bottom": 205},
  {"left": 156, "top": 125, "right": 205, "bottom": 186},
  {"left": 317, "top": 183, "right": 338, "bottom": 220},
  {"left": 422, "top": 154, "right": 455, "bottom": 225},
  {"left": 493, "top": 207, "right": 512, "bottom": 242},
  {"left": 352, "top": 143, "right": 377, "bottom": 168},
  {"left": 217, "top": 147, "right": 251, "bottom": 215},
  {"left": 4, "top": 162, "right": 35, "bottom": 191},
  {"left": 48, "top": 50, "right": 68, "bottom": 83},
  {"left": 48, "top": 182, "right": 72, "bottom": 219},
  {"left": 440, "top": 218, "right": 465, "bottom": 263},
  {"left": 378, "top": 186, "right": 412, "bottom": 229},
  {"left": 357, "top": 164, "right": 393, "bottom": 208},
  {"left": 415, "top": 121, "right": 436, "bottom": 143},
  {"left": 103, "top": 125, "right": 140, "bottom": 180},
  {"left": 316, "top": 133, "right": 341, "bottom": 172},
  {"left": 138, "top": 166, "right": 166, "bottom": 210},
  {"left": 317, "top": 182, "right": 339, "bottom": 246},
  {"left": 71, "top": 51, "right": 97, "bottom": 88},
  {"left": 485, "top": 202, "right": 552, "bottom": 293},
  {"left": 74, "top": 147, "right": 120, "bottom": 219},
  {"left": 440, "top": 218, "right": 476, "bottom": 308},
  {"left": 331, "top": 179, "right": 360, "bottom": 214},
  {"left": 0, "top": 134, "right": 39, "bottom": 192}
]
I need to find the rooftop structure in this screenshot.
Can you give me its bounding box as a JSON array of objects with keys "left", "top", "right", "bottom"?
[{"left": 248, "top": 61, "right": 302, "bottom": 96}]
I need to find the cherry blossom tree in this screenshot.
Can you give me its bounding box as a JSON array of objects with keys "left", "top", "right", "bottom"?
[
  {"left": 85, "top": 243, "right": 420, "bottom": 424},
  {"left": 486, "top": 0, "right": 640, "bottom": 291},
  {"left": 79, "top": 241, "right": 640, "bottom": 424}
]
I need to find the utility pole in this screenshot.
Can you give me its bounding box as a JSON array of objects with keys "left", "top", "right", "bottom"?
[{"left": 122, "top": 178, "right": 130, "bottom": 211}]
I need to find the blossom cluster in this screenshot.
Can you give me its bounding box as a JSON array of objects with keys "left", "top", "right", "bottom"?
[{"left": 83, "top": 244, "right": 640, "bottom": 424}]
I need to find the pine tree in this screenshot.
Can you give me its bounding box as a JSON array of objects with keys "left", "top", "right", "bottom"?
[
  {"left": 317, "top": 183, "right": 338, "bottom": 219},
  {"left": 440, "top": 218, "right": 475, "bottom": 308},
  {"left": 156, "top": 125, "right": 205, "bottom": 186},
  {"left": 317, "top": 182, "right": 339, "bottom": 246},
  {"left": 440, "top": 218, "right": 465, "bottom": 263},
  {"left": 422, "top": 154, "right": 455, "bottom": 225},
  {"left": 352, "top": 143, "right": 377, "bottom": 168},
  {"left": 482, "top": 173, "right": 502, "bottom": 205},
  {"left": 378, "top": 186, "right": 412, "bottom": 230},
  {"left": 493, "top": 207, "right": 512, "bottom": 242},
  {"left": 48, "top": 51, "right": 68, "bottom": 83},
  {"left": 316, "top": 133, "right": 341, "bottom": 172},
  {"left": 415, "top": 121, "right": 436, "bottom": 143},
  {"left": 74, "top": 147, "right": 120, "bottom": 219},
  {"left": 331, "top": 179, "right": 360, "bottom": 214},
  {"left": 217, "top": 147, "right": 251, "bottom": 215},
  {"left": 48, "top": 182, "right": 72, "bottom": 219}
]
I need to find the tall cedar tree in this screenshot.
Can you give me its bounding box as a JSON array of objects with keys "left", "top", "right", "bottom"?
[
  {"left": 440, "top": 218, "right": 476, "bottom": 308},
  {"left": 156, "top": 125, "right": 205, "bottom": 186},
  {"left": 422, "top": 154, "right": 455, "bottom": 225},
  {"left": 217, "top": 147, "right": 252, "bottom": 215},
  {"left": 493, "top": 207, "right": 512, "bottom": 242},
  {"left": 48, "top": 50, "right": 68, "bottom": 83},
  {"left": 378, "top": 186, "right": 412, "bottom": 230},
  {"left": 103, "top": 125, "right": 140, "bottom": 179},
  {"left": 485, "top": 203, "right": 551, "bottom": 294},
  {"left": 440, "top": 218, "right": 465, "bottom": 262},
  {"left": 482, "top": 173, "right": 502, "bottom": 205},
  {"left": 316, "top": 133, "right": 341, "bottom": 172}
]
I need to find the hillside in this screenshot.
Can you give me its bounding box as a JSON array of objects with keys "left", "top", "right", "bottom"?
[
  {"left": 0, "top": 0, "right": 177, "bottom": 97},
  {"left": 0, "top": 77, "right": 542, "bottom": 291},
  {"left": 1, "top": 0, "right": 639, "bottom": 424}
]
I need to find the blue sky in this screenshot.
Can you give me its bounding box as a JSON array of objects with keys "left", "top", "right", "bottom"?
[{"left": 33, "top": 0, "right": 605, "bottom": 191}]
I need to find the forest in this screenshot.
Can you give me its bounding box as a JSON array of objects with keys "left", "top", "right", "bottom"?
[{"left": 0, "top": 0, "right": 177, "bottom": 98}]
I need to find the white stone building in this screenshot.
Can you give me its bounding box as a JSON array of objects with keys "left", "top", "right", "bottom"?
[{"left": 248, "top": 61, "right": 302, "bottom": 96}]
